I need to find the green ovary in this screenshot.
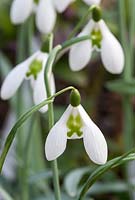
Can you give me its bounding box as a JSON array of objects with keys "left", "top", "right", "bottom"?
[
  {"left": 34, "top": 0, "right": 39, "bottom": 4},
  {"left": 26, "top": 60, "right": 42, "bottom": 80},
  {"left": 91, "top": 29, "right": 102, "bottom": 49},
  {"left": 66, "top": 114, "right": 83, "bottom": 138}
]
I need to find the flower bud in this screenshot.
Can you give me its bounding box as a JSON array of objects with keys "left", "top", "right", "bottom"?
[
  {"left": 70, "top": 89, "right": 81, "bottom": 107},
  {"left": 91, "top": 5, "right": 102, "bottom": 22}
]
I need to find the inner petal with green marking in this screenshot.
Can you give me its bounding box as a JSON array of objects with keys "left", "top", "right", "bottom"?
[
  {"left": 90, "top": 29, "right": 102, "bottom": 49},
  {"left": 66, "top": 114, "right": 83, "bottom": 138},
  {"left": 26, "top": 59, "right": 42, "bottom": 80}
]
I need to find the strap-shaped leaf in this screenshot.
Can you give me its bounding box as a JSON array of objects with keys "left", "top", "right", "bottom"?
[
  {"left": 78, "top": 149, "right": 135, "bottom": 200},
  {"left": 106, "top": 79, "right": 135, "bottom": 95},
  {"left": 64, "top": 167, "right": 92, "bottom": 197},
  {"left": 0, "top": 99, "right": 53, "bottom": 172},
  {"left": 0, "top": 186, "right": 13, "bottom": 200}
]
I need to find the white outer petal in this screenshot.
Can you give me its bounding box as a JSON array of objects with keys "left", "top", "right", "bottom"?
[
  {"left": 77, "top": 105, "right": 92, "bottom": 126},
  {"left": 36, "top": 0, "right": 56, "bottom": 34},
  {"left": 53, "top": 0, "right": 74, "bottom": 13},
  {"left": 83, "top": 124, "right": 108, "bottom": 165},
  {"left": 32, "top": 52, "right": 55, "bottom": 113},
  {"left": 45, "top": 121, "right": 68, "bottom": 161},
  {"left": 10, "top": 0, "right": 33, "bottom": 24},
  {"left": 0, "top": 52, "right": 38, "bottom": 100},
  {"left": 33, "top": 72, "right": 55, "bottom": 113},
  {"left": 78, "top": 105, "right": 108, "bottom": 165},
  {"left": 69, "top": 20, "right": 95, "bottom": 71},
  {"left": 83, "top": 0, "right": 101, "bottom": 5},
  {"left": 45, "top": 105, "right": 74, "bottom": 160},
  {"left": 99, "top": 20, "right": 125, "bottom": 74},
  {"left": 58, "top": 104, "right": 74, "bottom": 122},
  {"left": 69, "top": 40, "right": 92, "bottom": 71},
  {"left": 33, "top": 70, "right": 47, "bottom": 113}
]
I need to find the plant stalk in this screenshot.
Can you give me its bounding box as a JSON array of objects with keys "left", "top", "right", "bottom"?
[
  {"left": 118, "top": 1, "right": 135, "bottom": 199},
  {"left": 16, "top": 16, "right": 34, "bottom": 200},
  {"left": 44, "top": 39, "right": 61, "bottom": 200}
]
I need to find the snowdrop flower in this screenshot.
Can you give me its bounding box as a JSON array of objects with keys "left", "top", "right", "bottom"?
[
  {"left": 10, "top": 0, "right": 101, "bottom": 34},
  {"left": 69, "top": 7, "right": 124, "bottom": 74},
  {"left": 0, "top": 51, "right": 55, "bottom": 113},
  {"left": 45, "top": 89, "right": 108, "bottom": 165},
  {"left": 83, "top": 0, "right": 101, "bottom": 5},
  {"left": 10, "top": 0, "right": 74, "bottom": 34}
]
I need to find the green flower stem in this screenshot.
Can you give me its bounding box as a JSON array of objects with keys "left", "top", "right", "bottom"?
[
  {"left": 118, "top": 0, "right": 131, "bottom": 81},
  {"left": 55, "top": 35, "right": 90, "bottom": 62},
  {"left": 16, "top": 16, "right": 34, "bottom": 200},
  {"left": 46, "top": 91, "right": 61, "bottom": 200},
  {"left": 118, "top": 0, "right": 134, "bottom": 151},
  {"left": 68, "top": 5, "right": 96, "bottom": 39},
  {"left": 44, "top": 37, "right": 62, "bottom": 199},
  {"left": 129, "top": 0, "right": 135, "bottom": 76},
  {"left": 119, "top": 1, "right": 135, "bottom": 199},
  {"left": 49, "top": 33, "right": 54, "bottom": 53},
  {"left": 23, "top": 16, "right": 34, "bottom": 200},
  {"left": 61, "top": 35, "right": 90, "bottom": 50},
  {"left": 16, "top": 24, "right": 28, "bottom": 200},
  {"left": 27, "top": 15, "right": 34, "bottom": 55}
]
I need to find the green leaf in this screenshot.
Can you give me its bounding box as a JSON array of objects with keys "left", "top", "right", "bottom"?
[
  {"left": 78, "top": 149, "right": 135, "bottom": 200},
  {"left": 0, "top": 186, "right": 13, "bottom": 200},
  {"left": 64, "top": 167, "right": 92, "bottom": 197},
  {"left": 0, "top": 99, "right": 53, "bottom": 172},
  {"left": 0, "top": 52, "right": 12, "bottom": 77},
  {"left": 33, "top": 193, "right": 91, "bottom": 200},
  {"left": 28, "top": 170, "right": 52, "bottom": 184},
  {"left": 88, "top": 181, "right": 130, "bottom": 195},
  {"left": 106, "top": 79, "right": 135, "bottom": 95}
]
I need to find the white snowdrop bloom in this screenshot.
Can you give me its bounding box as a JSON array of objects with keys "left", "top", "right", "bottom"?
[
  {"left": 0, "top": 51, "right": 55, "bottom": 113},
  {"left": 83, "top": 0, "right": 101, "bottom": 5},
  {"left": 45, "top": 90, "right": 108, "bottom": 164},
  {"left": 10, "top": 0, "right": 74, "bottom": 34},
  {"left": 69, "top": 19, "right": 125, "bottom": 74},
  {"left": 10, "top": 0, "right": 101, "bottom": 34}
]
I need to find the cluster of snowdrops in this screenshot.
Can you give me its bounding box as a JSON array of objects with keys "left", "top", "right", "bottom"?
[{"left": 1, "top": 0, "right": 124, "bottom": 168}]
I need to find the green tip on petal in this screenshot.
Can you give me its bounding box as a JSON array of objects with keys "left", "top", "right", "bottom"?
[
  {"left": 91, "top": 29, "right": 102, "bottom": 49},
  {"left": 91, "top": 5, "right": 102, "bottom": 22},
  {"left": 67, "top": 114, "right": 83, "bottom": 137},
  {"left": 70, "top": 89, "right": 81, "bottom": 107},
  {"left": 26, "top": 59, "right": 42, "bottom": 79}
]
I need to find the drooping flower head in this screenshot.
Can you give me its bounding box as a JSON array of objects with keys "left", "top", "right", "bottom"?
[
  {"left": 45, "top": 89, "right": 108, "bottom": 164},
  {"left": 10, "top": 0, "right": 101, "bottom": 34},
  {"left": 69, "top": 6, "right": 125, "bottom": 74},
  {"left": 0, "top": 50, "right": 55, "bottom": 113}
]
